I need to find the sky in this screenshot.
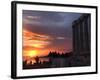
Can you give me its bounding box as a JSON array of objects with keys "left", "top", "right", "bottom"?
[{"left": 22, "top": 10, "right": 82, "bottom": 60}]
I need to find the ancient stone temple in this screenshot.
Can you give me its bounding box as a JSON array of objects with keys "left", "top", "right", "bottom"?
[
  {"left": 72, "top": 14, "right": 91, "bottom": 54},
  {"left": 71, "top": 14, "right": 91, "bottom": 66}
]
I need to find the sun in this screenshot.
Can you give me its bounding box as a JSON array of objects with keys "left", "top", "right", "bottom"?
[{"left": 29, "top": 50, "right": 37, "bottom": 57}]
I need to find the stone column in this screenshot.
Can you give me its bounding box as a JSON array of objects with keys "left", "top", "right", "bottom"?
[{"left": 79, "top": 18, "right": 84, "bottom": 52}]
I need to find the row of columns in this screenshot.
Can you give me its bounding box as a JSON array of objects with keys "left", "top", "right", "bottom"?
[{"left": 72, "top": 14, "right": 91, "bottom": 55}]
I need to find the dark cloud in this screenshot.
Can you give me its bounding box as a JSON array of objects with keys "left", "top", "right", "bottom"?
[{"left": 23, "top": 10, "right": 82, "bottom": 27}]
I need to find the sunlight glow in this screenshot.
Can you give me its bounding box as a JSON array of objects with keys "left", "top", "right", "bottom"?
[{"left": 29, "top": 50, "right": 37, "bottom": 57}]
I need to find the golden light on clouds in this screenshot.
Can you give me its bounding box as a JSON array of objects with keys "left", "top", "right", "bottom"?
[
  {"left": 23, "top": 29, "right": 53, "bottom": 59},
  {"left": 23, "top": 29, "right": 52, "bottom": 48}
]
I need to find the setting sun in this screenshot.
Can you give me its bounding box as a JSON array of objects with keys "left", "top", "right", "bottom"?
[{"left": 29, "top": 50, "right": 37, "bottom": 57}]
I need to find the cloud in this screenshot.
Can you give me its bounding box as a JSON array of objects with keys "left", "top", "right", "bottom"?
[
  {"left": 23, "top": 18, "right": 41, "bottom": 25},
  {"left": 26, "top": 16, "right": 40, "bottom": 20},
  {"left": 23, "top": 29, "right": 53, "bottom": 48},
  {"left": 23, "top": 10, "right": 82, "bottom": 28},
  {"left": 56, "top": 37, "right": 66, "bottom": 40}
]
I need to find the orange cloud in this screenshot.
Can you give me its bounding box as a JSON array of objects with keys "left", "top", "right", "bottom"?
[
  {"left": 23, "top": 29, "right": 53, "bottom": 48},
  {"left": 23, "top": 29, "right": 53, "bottom": 58}
]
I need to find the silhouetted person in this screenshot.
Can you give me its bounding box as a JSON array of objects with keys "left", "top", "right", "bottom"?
[
  {"left": 30, "top": 61, "right": 32, "bottom": 65},
  {"left": 35, "top": 56, "right": 39, "bottom": 64}
]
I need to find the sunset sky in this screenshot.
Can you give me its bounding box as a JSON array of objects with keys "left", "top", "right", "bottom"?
[{"left": 22, "top": 10, "right": 82, "bottom": 60}]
